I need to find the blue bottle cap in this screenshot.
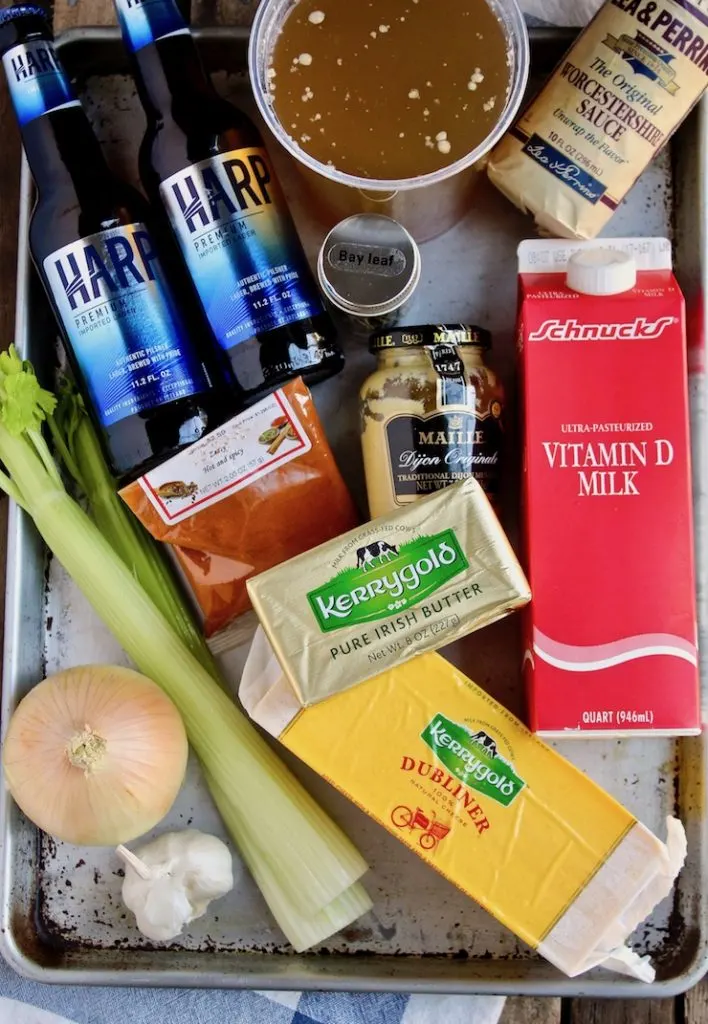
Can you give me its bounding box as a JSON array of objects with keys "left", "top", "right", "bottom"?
[{"left": 0, "top": 5, "right": 49, "bottom": 26}]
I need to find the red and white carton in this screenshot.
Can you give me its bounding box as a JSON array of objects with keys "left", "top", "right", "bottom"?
[{"left": 518, "top": 237, "right": 699, "bottom": 737}]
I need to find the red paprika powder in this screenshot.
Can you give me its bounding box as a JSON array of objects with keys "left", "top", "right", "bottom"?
[{"left": 120, "top": 378, "right": 358, "bottom": 638}]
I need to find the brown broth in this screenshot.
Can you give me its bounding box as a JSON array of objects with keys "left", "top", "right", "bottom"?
[{"left": 269, "top": 0, "right": 511, "bottom": 181}]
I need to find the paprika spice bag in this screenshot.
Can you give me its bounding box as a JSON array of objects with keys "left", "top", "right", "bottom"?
[{"left": 120, "top": 378, "right": 358, "bottom": 640}]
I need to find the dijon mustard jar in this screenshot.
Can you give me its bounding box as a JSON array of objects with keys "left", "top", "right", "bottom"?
[{"left": 360, "top": 324, "right": 504, "bottom": 518}]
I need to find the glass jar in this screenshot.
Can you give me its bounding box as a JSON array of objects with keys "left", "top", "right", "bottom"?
[
  {"left": 360, "top": 324, "right": 504, "bottom": 518},
  {"left": 317, "top": 214, "right": 421, "bottom": 334}
]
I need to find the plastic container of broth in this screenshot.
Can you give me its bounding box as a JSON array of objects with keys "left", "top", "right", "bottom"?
[{"left": 248, "top": 0, "right": 530, "bottom": 242}]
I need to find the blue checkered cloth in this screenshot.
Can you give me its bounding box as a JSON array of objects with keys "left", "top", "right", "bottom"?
[{"left": 0, "top": 954, "right": 505, "bottom": 1024}]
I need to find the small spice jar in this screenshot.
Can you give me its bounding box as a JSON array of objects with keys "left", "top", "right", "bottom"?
[
  {"left": 317, "top": 214, "right": 421, "bottom": 333},
  {"left": 360, "top": 324, "right": 504, "bottom": 517}
]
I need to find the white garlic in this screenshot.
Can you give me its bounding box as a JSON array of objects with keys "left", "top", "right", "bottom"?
[{"left": 118, "top": 830, "right": 235, "bottom": 942}]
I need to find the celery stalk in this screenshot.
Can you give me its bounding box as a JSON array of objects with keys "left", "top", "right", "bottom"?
[
  {"left": 0, "top": 349, "right": 370, "bottom": 949},
  {"left": 48, "top": 384, "right": 220, "bottom": 681},
  {"left": 207, "top": 772, "right": 373, "bottom": 951}
]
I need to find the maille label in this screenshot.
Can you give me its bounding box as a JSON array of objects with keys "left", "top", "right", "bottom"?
[
  {"left": 385, "top": 410, "right": 503, "bottom": 503},
  {"left": 307, "top": 529, "right": 469, "bottom": 633},
  {"left": 420, "top": 714, "right": 526, "bottom": 807}
]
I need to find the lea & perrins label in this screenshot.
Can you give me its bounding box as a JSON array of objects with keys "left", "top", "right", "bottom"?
[{"left": 488, "top": 0, "right": 708, "bottom": 238}]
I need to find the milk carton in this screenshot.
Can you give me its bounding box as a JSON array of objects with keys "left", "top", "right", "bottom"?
[{"left": 518, "top": 238, "right": 699, "bottom": 736}]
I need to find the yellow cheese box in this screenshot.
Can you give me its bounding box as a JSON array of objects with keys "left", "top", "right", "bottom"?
[{"left": 241, "top": 632, "right": 685, "bottom": 979}]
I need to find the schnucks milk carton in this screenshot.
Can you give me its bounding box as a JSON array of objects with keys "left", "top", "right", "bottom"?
[{"left": 518, "top": 237, "right": 699, "bottom": 736}]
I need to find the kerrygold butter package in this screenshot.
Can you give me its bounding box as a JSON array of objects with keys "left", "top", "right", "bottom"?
[
  {"left": 247, "top": 478, "right": 530, "bottom": 705},
  {"left": 241, "top": 634, "right": 686, "bottom": 980},
  {"left": 487, "top": 0, "right": 708, "bottom": 239}
]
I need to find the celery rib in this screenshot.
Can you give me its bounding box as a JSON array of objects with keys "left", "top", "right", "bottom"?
[
  {"left": 49, "top": 389, "right": 221, "bottom": 682},
  {"left": 0, "top": 420, "right": 370, "bottom": 948},
  {"left": 208, "top": 772, "right": 372, "bottom": 951}
]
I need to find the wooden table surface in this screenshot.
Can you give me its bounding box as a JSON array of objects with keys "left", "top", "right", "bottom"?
[{"left": 0, "top": 0, "right": 705, "bottom": 1018}]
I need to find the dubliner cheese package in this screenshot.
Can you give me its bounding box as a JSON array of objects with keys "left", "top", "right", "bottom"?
[{"left": 241, "top": 635, "right": 685, "bottom": 981}]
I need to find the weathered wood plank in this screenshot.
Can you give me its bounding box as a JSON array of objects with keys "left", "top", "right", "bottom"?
[
  {"left": 499, "top": 997, "right": 561, "bottom": 1024},
  {"left": 53, "top": 0, "right": 116, "bottom": 34},
  {"left": 53, "top": 0, "right": 259, "bottom": 32},
  {"left": 568, "top": 998, "right": 676, "bottom": 1024},
  {"left": 685, "top": 978, "right": 708, "bottom": 1024}
]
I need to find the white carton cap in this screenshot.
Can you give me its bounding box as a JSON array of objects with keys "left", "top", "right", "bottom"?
[{"left": 566, "top": 248, "right": 637, "bottom": 295}]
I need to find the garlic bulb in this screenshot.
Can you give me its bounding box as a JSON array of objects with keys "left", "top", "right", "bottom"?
[
  {"left": 2, "top": 665, "right": 188, "bottom": 845},
  {"left": 118, "top": 830, "right": 234, "bottom": 941}
]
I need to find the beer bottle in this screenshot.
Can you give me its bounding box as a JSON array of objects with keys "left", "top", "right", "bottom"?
[
  {"left": 0, "top": 4, "right": 236, "bottom": 482},
  {"left": 113, "top": 0, "right": 345, "bottom": 402}
]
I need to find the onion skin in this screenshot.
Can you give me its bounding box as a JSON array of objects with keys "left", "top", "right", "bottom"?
[{"left": 2, "top": 665, "right": 189, "bottom": 846}]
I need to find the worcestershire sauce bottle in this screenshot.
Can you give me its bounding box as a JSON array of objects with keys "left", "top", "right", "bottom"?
[
  {"left": 0, "top": 5, "right": 234, "bottom": 482},
  {"left": 113, "top": 0, "right": 344, "bottom": 401}
]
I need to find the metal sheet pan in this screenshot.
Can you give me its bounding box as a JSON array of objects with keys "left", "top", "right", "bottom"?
[{"left": 1, "top": 26, "right": 707, "bottom": 997}]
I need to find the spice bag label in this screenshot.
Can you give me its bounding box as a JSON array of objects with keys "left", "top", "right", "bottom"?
[{"left": 138, "top": 389, "right": 311, "bottom": 524}]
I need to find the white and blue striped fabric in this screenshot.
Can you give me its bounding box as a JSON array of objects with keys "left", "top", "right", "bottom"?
[{"left": 0, "top": 956, "right": 505, "bottom": 1024}]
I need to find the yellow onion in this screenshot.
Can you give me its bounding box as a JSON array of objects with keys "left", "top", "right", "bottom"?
[{"left": 2, "top": 665, "right": 188, "bottom": 846}]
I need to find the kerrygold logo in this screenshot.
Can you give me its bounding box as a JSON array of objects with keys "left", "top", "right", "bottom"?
[
  {"left": 421, "top": 714, "right": 526, "bottom": 807},
  {"left": 307, "top": 530, "right": 469, "bottom": 633}
]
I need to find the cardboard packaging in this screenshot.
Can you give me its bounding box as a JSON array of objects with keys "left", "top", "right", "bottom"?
[
  {"left": 241, "top": 634, "right": 686, "bottom": 981},
  {"left": 518, "top": 237, "right": 699, "bottom": 736},
  {"left": 487, "top": 0, "right": 708, "bottom": 239}
]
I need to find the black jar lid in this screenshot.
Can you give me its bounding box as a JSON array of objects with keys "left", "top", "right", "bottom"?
[{"left": 369, "top": 323, "right": 491, "bottom": 353}]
